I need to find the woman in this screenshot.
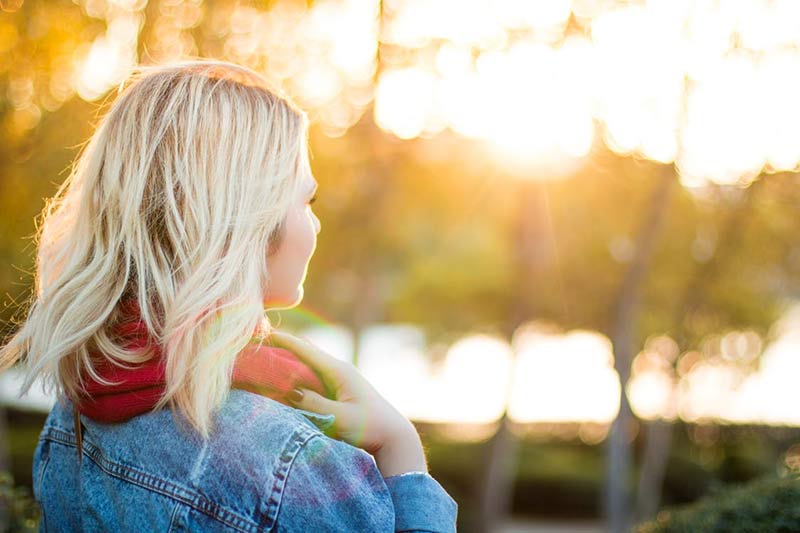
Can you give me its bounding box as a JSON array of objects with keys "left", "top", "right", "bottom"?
[{"left": 0, "top": 60, "right": 457, "bottom": 531}]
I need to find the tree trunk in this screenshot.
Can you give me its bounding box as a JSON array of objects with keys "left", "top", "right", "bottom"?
[
  {"left": 605, "top": 165, "right": 674, "bottom": 533},
  {"left": 477, "top": 412, "right": 520, "bottom": 533},
  {"left": 635, "top": 178, "right": 762, "bottom": 522},
  {"left": 478, "top": 181, "right": 553, "bottom": 533},
  {"left": 635, "top": 419, "right": 673, "bottom": 522}
]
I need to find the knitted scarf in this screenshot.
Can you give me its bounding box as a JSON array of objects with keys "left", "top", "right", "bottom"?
[{"left": 73, "top": 300, "right": 327, "bottom": 424}]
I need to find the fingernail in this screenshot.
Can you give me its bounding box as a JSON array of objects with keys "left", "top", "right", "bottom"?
[{"left": 288, "top": 388, "right": 304, "bottom": 403}]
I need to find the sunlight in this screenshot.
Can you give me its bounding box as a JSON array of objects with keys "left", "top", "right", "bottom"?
[
  {"left": 628, "top": 369, "right": 675, "bottom": 420},
  {"left": 679, "top": 359, "right": 745, "bottom": 422},
  {"left": 299, "top": 324, "right": 354, "bottom": 364},
  {"left": 384, "top": 0, "right": 505, "bottom": 48},
  {"left": 301, "top": 317, "right": 800, "bottom": 428},
  {"left": 591, "top": 4, "right": 684, "bottom": 164},
  {"left": 425, "top": 335, "right": 514, "bottom": 423},
  {"left": 377, "top": 36, "right": 597, "bottom": 176},
  {"left": 378, "top": 0, "right": 800, "bottom": 182},
  {"left": 479, "top": 40, "right": 595, "bottom": 170},
  {"left": 628, "top": 350, "right": 677, "bottom": 421},
  {"left": 59, "top": 0, "right": 800, "bottom": 185},
  {"left": 357, "top": 324, "right": 432, "bottom": 420},
  {"left": 508, "top": 329, "right": 620, "bottom": 424},
  {"left": 358, "top": 328, "right": 513, "bottom": 424},
  {"left": 75, "top": 36, "right": 130, "bottom": 101},
  {"left": 294, "top": 63, "right": 343, "bottom": 107},
  {"left": 627, "top": 336, "right": 680, "bottom": 420},
  {"left": 711, "top": 310, "right": 800, "bottom": 425},
  {"left": 0, "top": 368, "right": 55, "bottom": 413},
  {"left": 352, "top": 325, "right": 628, "bottom": 425},
  {"left": 678, "top": 53, "right": 765, "bottom": 187},
  {"left": 308, "top": 0, "right": 378, "bottom": 83},
  {"left": 733, "top": 343, "right": 800, "bottom": 426},
  {"left": 758, "top": 50, "right": 800, "bottom": 172},
  {"left": 108, "top": 0, "right": 146, "bottom": 11},
  {"left": 374, "top": 67, "right": 437, "bottom": 139},
  {"left": 218, "top": 0, "right": 378, "bottom": 136},
  {"left": 495, "top": 0, "right": 572, "bottom": 38},
  {"left": 74, "top": 11, "right": 140, "bottom": 101},
  {"left": 734, "top": 0, "right": 800, "bottom": 52},
  {"left": 7, "top": 315, "right": 800, "bottom": 430}
]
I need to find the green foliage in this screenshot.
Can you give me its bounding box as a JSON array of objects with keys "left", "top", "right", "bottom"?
[
  {"left": 0, "top": 471, "right": 40, "bottom": 533},
  {"left": 637, "top": 474, "right": 800, "bottom": 533}
]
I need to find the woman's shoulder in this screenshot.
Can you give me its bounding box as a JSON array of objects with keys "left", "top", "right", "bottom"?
[
  {"left": 43, "top": 390, "right": 339, "bottom": 478},
  {"left": 212, "top": 388, "right": 336, "bottom": 447}
]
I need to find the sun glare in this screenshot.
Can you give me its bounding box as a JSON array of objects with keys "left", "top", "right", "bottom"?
[
  {"left": 508, "top": 329, "right": 620, "bottom": 424},
  {"left": 66, "top": 0, "right": 800, "bottom": 184},
  {"left": 374, "top": 67, "right": 437, "bottom": 139}
]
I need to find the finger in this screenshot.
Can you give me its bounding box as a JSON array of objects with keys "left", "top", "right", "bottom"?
[
  {"left": 269, "top": 330, "right": 346, "bottom": 387},
  {"left": 288, "top": 387, "right": 345, "bottom": 420}
]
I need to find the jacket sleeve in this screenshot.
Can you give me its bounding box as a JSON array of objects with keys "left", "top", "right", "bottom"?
[
  {"left": 276, "top": 434, "right": 457, "bottom": 533},
  {"left": 383, "top": 471, "right": 458, "bottom": 532}
]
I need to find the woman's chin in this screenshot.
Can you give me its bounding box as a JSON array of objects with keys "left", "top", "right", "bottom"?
[{"left": 264, "top": 287, "right": 303, "bottom": 310}]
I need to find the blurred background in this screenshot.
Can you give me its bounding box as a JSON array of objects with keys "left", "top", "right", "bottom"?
[{"left": 3, "top": 0, "right": 800, "bottom": 531}]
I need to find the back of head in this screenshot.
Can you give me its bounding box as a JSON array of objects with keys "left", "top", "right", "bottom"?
[{"left": 0, "top": 59, "right": 311, "bottom": 438}]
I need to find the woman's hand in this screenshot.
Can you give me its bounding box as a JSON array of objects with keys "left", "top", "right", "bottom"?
[{"left": 269, "top": 330, "right": 428, "bottom": 477}]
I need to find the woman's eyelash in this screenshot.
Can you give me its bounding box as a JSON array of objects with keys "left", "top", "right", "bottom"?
[{"left": 309, "top": 195, "right": 317, "bottom": 205}]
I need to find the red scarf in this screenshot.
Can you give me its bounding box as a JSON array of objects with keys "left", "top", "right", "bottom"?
[{"left": 74, "top": 301, "right": 328, "bottom": 423}]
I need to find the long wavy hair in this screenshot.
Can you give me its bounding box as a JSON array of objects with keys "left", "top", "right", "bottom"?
[{"left": 0, "top": 59, "right": 310, "bottom": 438}]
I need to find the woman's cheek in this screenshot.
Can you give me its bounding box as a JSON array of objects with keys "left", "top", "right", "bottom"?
[{"left": 301, "top": 210, "right": 318, "bottom": 256}]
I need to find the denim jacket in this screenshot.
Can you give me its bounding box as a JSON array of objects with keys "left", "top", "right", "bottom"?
[{"left": 32, "top": 389, "right": 458, "bottom": 532}]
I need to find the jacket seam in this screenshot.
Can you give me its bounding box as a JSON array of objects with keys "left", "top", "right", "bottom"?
[
  {"left": 260, "top": 426, "right": 318, "bottom": 531},
  {"left": 33, "top": 443, "right": 50, "bottom": 501},
  {"left": 41, "top": 428, "right": 261, "bottom": 533},
  {"left": 167, "top": 501, "right": 182, "bottom": 532},
  {"left": 33, "top": 449, "right": 50, "bottom": 531}
]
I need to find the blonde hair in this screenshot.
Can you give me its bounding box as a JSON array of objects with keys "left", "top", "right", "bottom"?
[{"left": 0, "top": 59, "right": 310, "bottom": 438}]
